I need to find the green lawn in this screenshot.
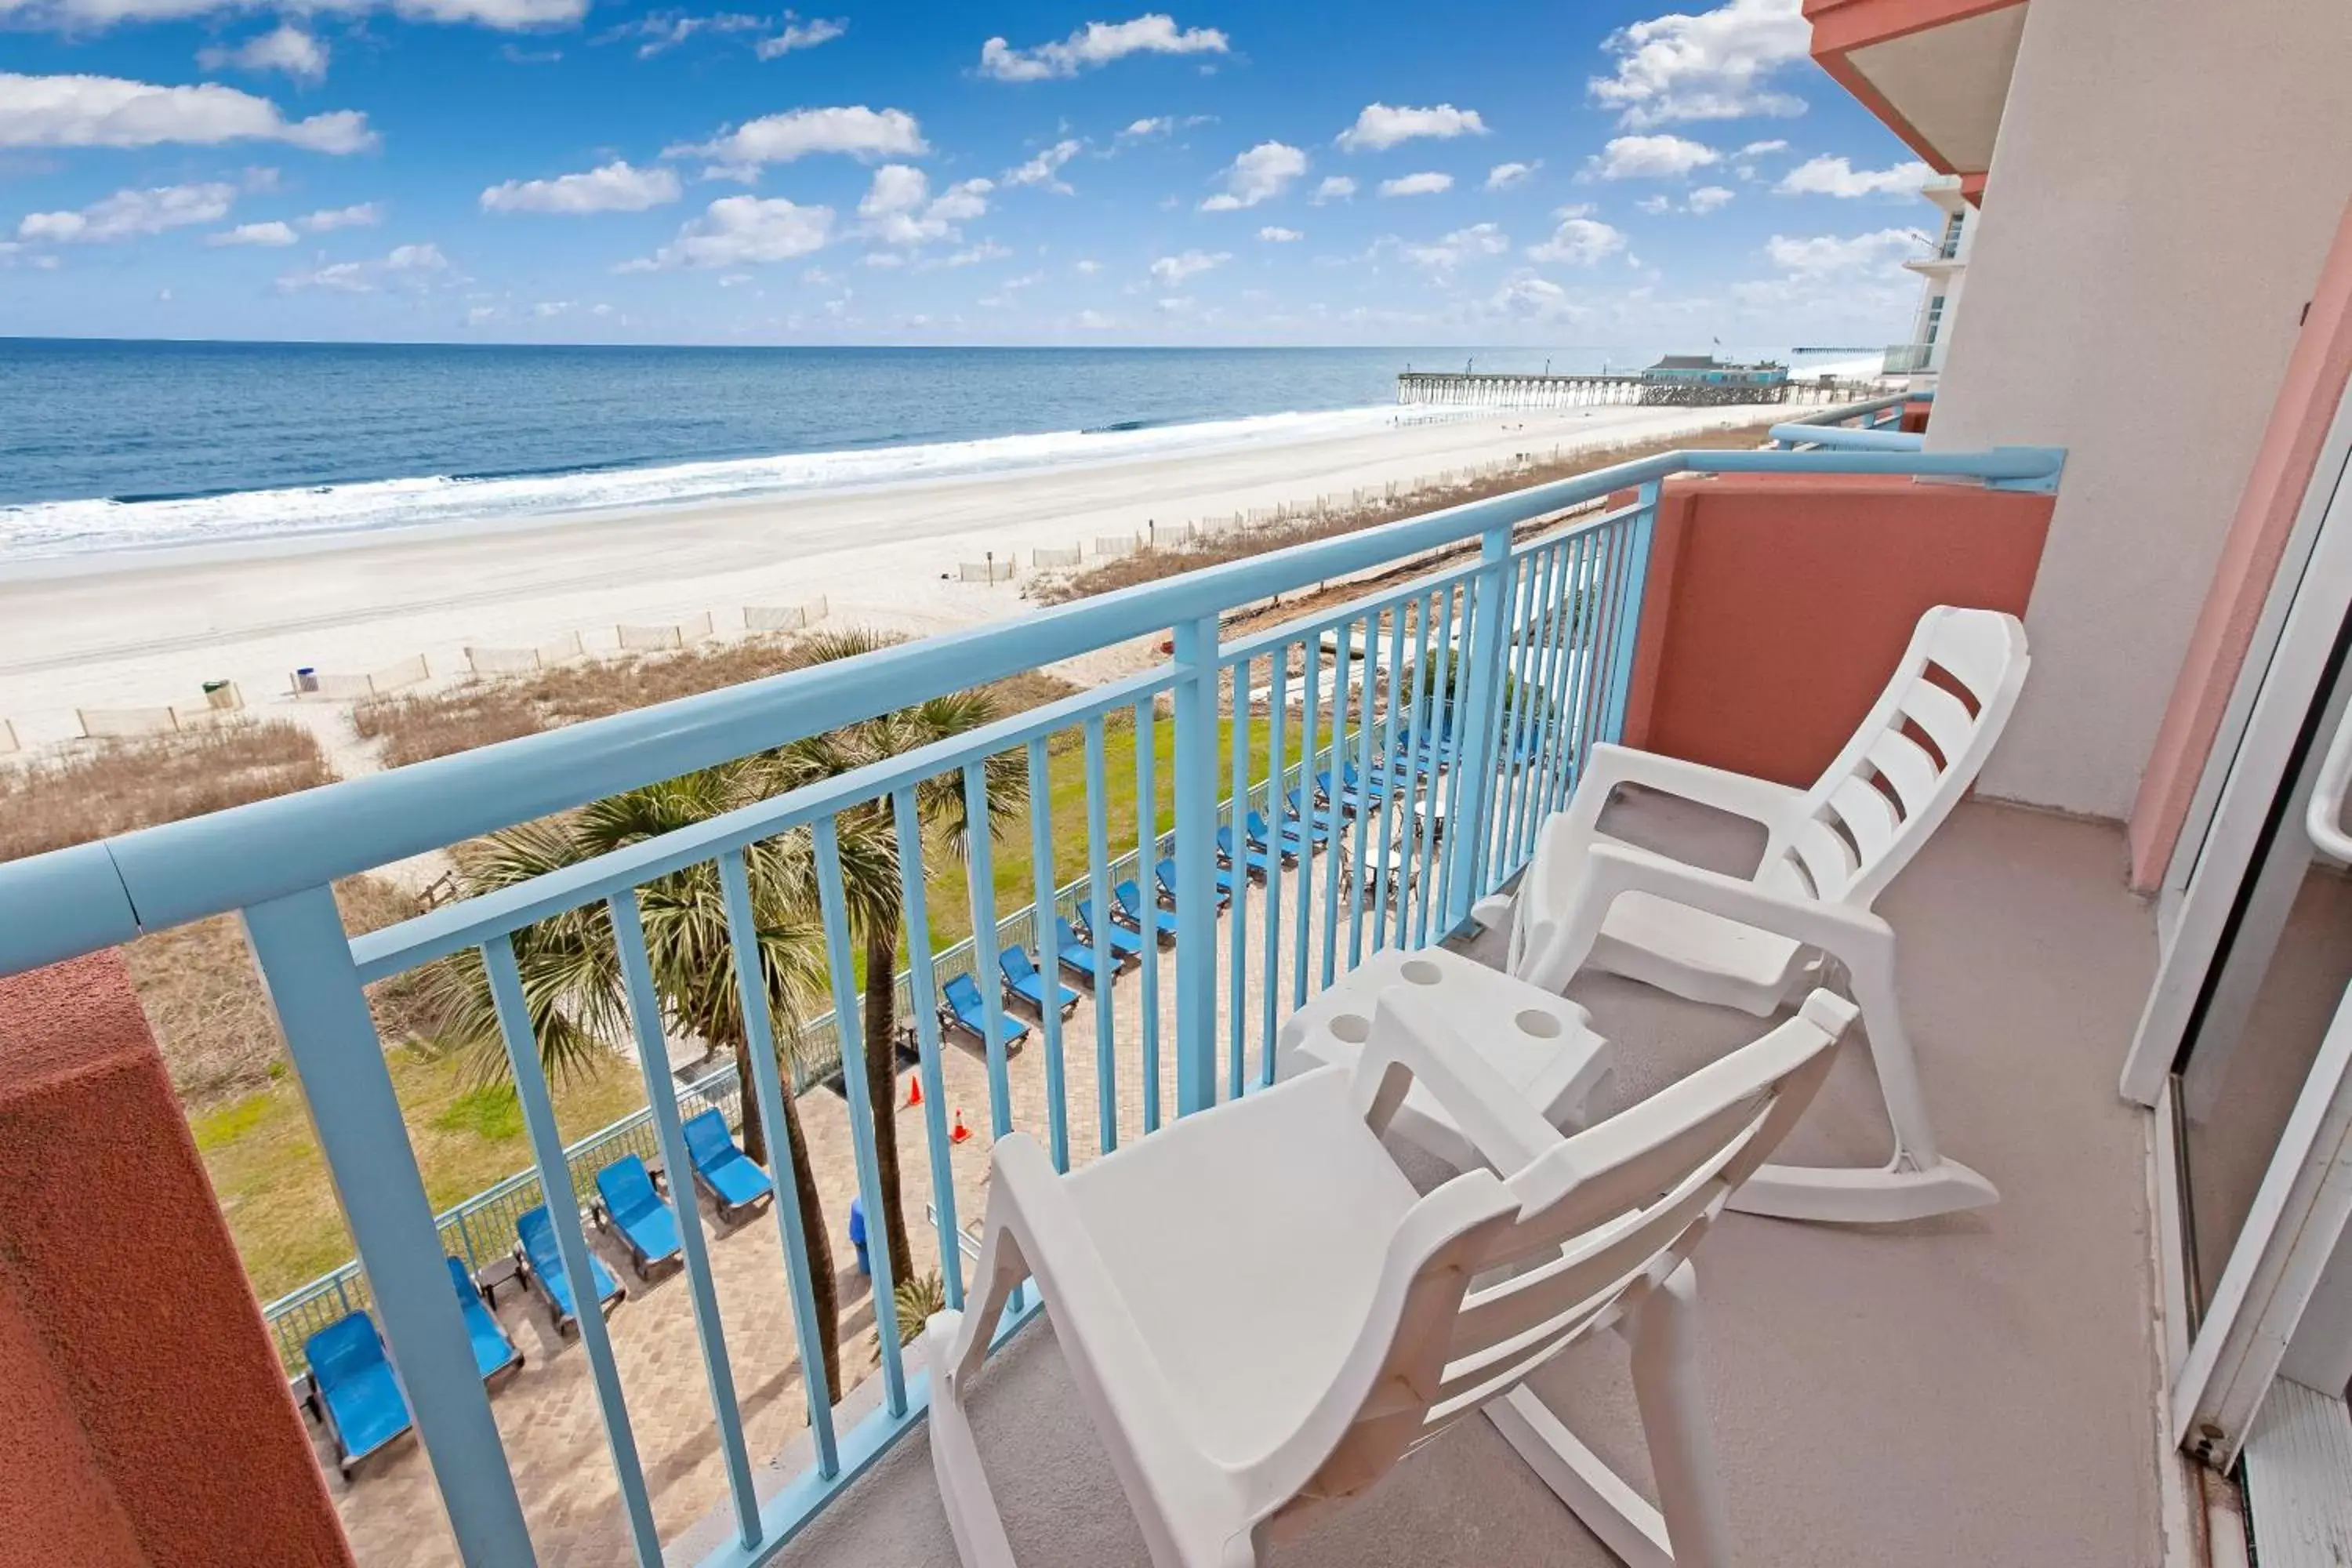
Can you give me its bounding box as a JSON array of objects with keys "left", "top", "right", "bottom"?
[{"left": 192, "top": 1047, "right": 651, "bottom": 1302}]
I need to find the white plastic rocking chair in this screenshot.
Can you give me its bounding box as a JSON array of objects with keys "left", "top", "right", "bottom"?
[
  {"left": 1472, "top": 604, "right": 2029, "bottom": 1224},
  {"left": 924, "top": 982, "right": 1858, "bottom": 1568}
]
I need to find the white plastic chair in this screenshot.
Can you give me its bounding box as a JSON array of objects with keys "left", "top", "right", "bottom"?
[
  {"left": 1473, "top": 604, "right": 2029, "bottom": 1223},
  {"left": 924, "top": 982, "right": 1858, "bottom": 1568}
]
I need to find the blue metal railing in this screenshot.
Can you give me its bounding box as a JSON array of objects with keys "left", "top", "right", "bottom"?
[{"left": 0, "top": 430, "right": 2064, "bottom": 1566}]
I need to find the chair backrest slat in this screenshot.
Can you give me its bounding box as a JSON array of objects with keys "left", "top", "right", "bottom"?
[{"left": 1759, "top": 607, "right": 2028, "bottom": 911}]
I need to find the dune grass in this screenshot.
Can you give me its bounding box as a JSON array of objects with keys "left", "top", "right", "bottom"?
[{"left": 0, "top": 719, "right": 335, "bottom": 864}]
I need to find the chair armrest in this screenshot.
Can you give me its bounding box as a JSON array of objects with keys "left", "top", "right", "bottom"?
[
  {"left": 1346, "top": 989, "right": 1566, "bottom": 1174},
  {"left": 1544, "top": 842, "right": 1894, "bottom": 978},
  {"left": 977, "top": 1138, "right": 1214, "bottom": 1486},
  {"left": 1565, "top": 743, "right": 1807, "bottom": 837}
]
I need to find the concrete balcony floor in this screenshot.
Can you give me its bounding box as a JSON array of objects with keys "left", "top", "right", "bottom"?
[{"left": 760, "top": 799, "right": 2166, "bottom": 1568}]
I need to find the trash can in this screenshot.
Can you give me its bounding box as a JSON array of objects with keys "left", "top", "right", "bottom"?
[
  {"left": 848, "top": 1196, "right": 869, "bottom": 1278},
  {"left": 294, "top": 667, "right": 319, "bottom": 695}
]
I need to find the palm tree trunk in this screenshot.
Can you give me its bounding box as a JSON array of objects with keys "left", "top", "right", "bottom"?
[
  {"left": 731, "top": 1036, "right": 843, "bottom": 1403},
  {"left": 862, "top": 926, "right": 917, "bottom": 1290}
]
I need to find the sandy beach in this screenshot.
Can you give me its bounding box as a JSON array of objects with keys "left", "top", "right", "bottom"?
[{"left": 0, "top": 399, "right": 1793, "bottom": 753}]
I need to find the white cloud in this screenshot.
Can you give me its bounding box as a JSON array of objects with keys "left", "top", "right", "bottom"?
[
  {"left": 1334, "top": 102, "right": 1488, "bottom": 153},
  {"left": 626, "top": 194, "right": 833, "bottom": 269},
  {"left": 1311, "top": 175, "right": 1355, "bottom": 205},
  {"left": 1073, "top": 257, "right": 1101, "bottom": 274},
  {"left": 1200, "top": 140, "right": 1305, "bottom": 210},
  {"left": 19, "top": 180, "right": 235, "bottom": 242},
  {"left": 860, "top": 249, "right": 906, "bottom": 267},
  {"left": 1737, "top": 138, "right": 1788, "bottom": 155},
  {"left": 1776, "top": 154, "right": 1933, "bottom": 198},
  {"left": 277, "top": 241, "right": 452, "bottom": 293},
  {"left": 1003, "top": 138, "right": 1082, "bottom": 193},
  {"left": 9, "top": 0, "right": 582, "bottom": 24},
  {"left": 1149, "top": 247, "right": 1227, "bottom": 286},
  {"left": 754, "top": 13, "right": 844, "bottom": 58},
  {"left": 207, "top": 219, "right": 296, "bottom": 245},
  {"left": 935, "top": 240, "right": 1008, "bottom": 267},
  {"left": 481, "top": 159, "right": 681, "bottom": 215},
  {"left": 1635, "top": 194, "right": 1671, "bottom": 215},
  {"left": 1257, "top": 224, "right": 1301, "bottom": 241},
  {"left": 1526, "top": 212, "right": 1628, "bottom": 265},
  {"left": 1399, "top": 221, "right": 1508, "bottom": 272},
  {"left": 858, "top": 164, "right": 991, "bottom": 245},
  {"left": 616, "top": 11, "right": 764, "bottom": 58},
  {"left": 196, "top": 24, "right": 328, "bottom": 82},
  {"left": 1591, "top": 133, "right": 1720, "bottom": 180},
  {"left": 1686, "top": 183, "right": 1734, "bottom": 213},
  {"left": 1588, "top": 0, "right": 1810, "bottom": 129},
  {"left": 1764, "top": 227, "right": 1926, "bottom": 272},
  {"left": 668, "top": 106, "right": 926, "bottom": 176},
  {"left": 977, "top": 13, "right": 1229, "bottom": 82},
  {"left": 1378, "top": 171, "right": 1453, "bottom": 198},
  {"left": 532, "top": 299, "right": 571, "bottom": 317},
  {"left": 301, "top": 201, "right": 381, "bottom": 230},
  {"left": 1484, "top": 160, "right": 1537, "bottom": 191},
  {"left": 1489, "top": 270, "right": 1584, "bottom": 322},
  {"left": 0, "top": 73, "right": 375, "bottom": 153}
]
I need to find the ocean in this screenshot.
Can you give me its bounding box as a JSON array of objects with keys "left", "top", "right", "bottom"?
[{"left": 0, "top": 340, "right": 1867, "bottom": 560}]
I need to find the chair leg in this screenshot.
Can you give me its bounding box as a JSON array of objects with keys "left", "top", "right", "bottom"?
[
  {"left": 927, "top": 1211, "right": 1033, "bottom": 1568},
  {"left": 1628, "top": 1263, "right": 1734, "bottom": 1568},
  {"left": 1728, "top": 931, "right": 1998, "bottom": 1223}
]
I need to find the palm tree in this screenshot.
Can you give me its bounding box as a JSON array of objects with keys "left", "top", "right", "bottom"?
[
  {"left": 773, "top": 630, "right": 1025, "bottom": 1293},
  {"left": 422, "top": 761, "right": 877, "bottom": 1399}
]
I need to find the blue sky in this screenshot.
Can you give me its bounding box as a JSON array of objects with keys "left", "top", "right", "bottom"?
[{"left": 0, "top": 0, "right": 1940, "bottom": 345}]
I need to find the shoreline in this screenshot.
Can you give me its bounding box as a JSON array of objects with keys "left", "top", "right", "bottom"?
[{"left": 0, "top": 398, "right": 1796, "bottom": 753}]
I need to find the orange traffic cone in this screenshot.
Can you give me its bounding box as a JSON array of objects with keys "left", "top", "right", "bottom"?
[
  {"left": 950, "top": 1108, "right": 972, "bottom": 1145},
  {"left": 904, "top": 1074, "right": 923, "bottom": 1109}
]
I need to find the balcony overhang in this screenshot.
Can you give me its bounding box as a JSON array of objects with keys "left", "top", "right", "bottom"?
[{"left": 1805, "top": 0, "right": 2027, "bottom": 202}]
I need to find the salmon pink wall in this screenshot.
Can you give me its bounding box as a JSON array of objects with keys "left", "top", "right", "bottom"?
[
  {"left": 0, "top": 952, "right": 352, "bottom": 1568},
  {"left": 2127, "top": 200, "right": 2352, "bottom": 891},
  {"left": 1621, "top": 474, "right": 2054, "bottom": 787}
]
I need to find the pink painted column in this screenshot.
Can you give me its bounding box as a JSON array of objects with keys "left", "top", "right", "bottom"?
[
  {"left": 2129, "top": 198, "right": 2352, "bottom": 890},
  {"left": 0, "top": 951, "right": 354, "bottom": 1568}
]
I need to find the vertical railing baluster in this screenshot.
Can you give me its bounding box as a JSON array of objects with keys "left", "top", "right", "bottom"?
[
  {"left": 1225, "top": 657, "right": 1250, "bottom": 1102},
  {"left": 1372, "top": 596, "right": 1413, "bottom": 952},
  {"left": 1345, "top": 614, "right": 1380, "bottom": 968},
  {"left": 1520, "top": 539, "right": 1577, "bottom": 858},
  {"left": 1443, "top": 524, "right": 1515, "bottom": 929},
  {"left": 1082, "top": 717, "right": 1118, "bottom": 1152},
  {"left": 1260, "top": 651, "right": 1289, "bottom": 1083},
  {"left": 1172, "top": 615, "right": 1221, "bottom": 1117},
  {"left": 1291, "top": 637, "right": 1319, "bottom": 1008},
  {"left": 717, "top": 848, "right": 849, "bottom": 1443},
  {"left": 958, "top": 765, "right": 1013, "bottom": 1148},
  {"left": 1317, "top": 618, "right": 1354, "bottom": 991},
  {"left": 1492, "top": 546, "right": 1543, "bottom": 883},
  {"left": 243, "top": 887, "right": 539, "bottom": 1567},
  {"left": 1024, "top": 737, "right": 1069, "bottom": 1170},
  {"left": 1581, "top": 514, "right": 1635, "bottom": 785},
  {"left": 1599, "top": 481, "right": 1662, "bottom": 746},
  {"left": 811, "top": 815, "right": 908, "bottom": 1416},
  {"left": 879, "top": 799, "right": 961, "bottom": 1306},
  {"left": 607, "top": 887, "right": 760, "bottom": 1551},
  {"left": 1407, "top": 588, "right": 1446, "bottom": 949},
  {"left": 1563, "top": 524, "right": 1618, "bottom": 812},
  {"left": 1131, "top": 700, "right": 1162, "bottom": 1133}
]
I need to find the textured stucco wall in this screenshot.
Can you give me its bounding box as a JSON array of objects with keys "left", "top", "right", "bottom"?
[
  {"left": 0, "top": 951, "right": 353, "bottom": 1568},
  {"left": 1621, "top": 473, "right": 2053, "bottom": 787},
  {"left": 1925, "top": 0, "right": 2352, "bottom": 820}
]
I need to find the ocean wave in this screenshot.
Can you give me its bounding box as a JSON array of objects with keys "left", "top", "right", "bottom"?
[{"left": 0, "top": 402, "right": 1457, "bottom": 561}]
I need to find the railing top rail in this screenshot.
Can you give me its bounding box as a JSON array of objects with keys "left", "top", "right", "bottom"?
[
  {"left": 1773, "top": 390, "right": 1911, "bottom": 427},
  {"left": 0, "top": 434, "right": 2059, "bottom": 979}
]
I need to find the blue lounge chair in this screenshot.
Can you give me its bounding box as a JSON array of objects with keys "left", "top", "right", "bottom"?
[
  {"left": 1315, "top": 768, "right": 1371, "bottom": 816},
  {"left": 942, "top": 971, "right": 1032, "bottom": 1053},
  {"left": 592, "top": 1154, "right": 682, "bottom": 1279},
  {"left": 1114, "top": 879, "right": 1180, "bottom": 943},
  {"left": 1279, "top": 793, "right": 1334, "bottom": 851},
  {"left": 515, "top": 1204, "right": 625, "bottom": 1335},
  {"left": 304, "top": 1312, "right": 412, "bottom": 1475},
  {"left": 1000, "top": 946, "right": 1081, "bottom": 1017},
  {"left": 1075, "top": 898, "right": 1146, "bottom": 962},
  {"left": 1156, "top": 855, "right": 1235, "bottom": 909},
  {"left": 445, "top": 1256, "right": 523, "bottom": 1386},
  {"left": 1343, "top": 759, "right": 1403, "bottom": 804},
  {"left": 682, "top": 1109, "right": 775, "bottom": 1221},
  {"left": 1223, "top": 822, "right": 1281, "bottom": 880},
  {"left": 1051, "top": 915, "right": 1108, "bottom": 980}
]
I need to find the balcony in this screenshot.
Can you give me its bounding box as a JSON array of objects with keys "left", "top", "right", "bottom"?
[
  {"left": 0, "top": 430, "right": 2130, "bottom": 1568},
  {"left": 1883, "top": 343, "right": 1939, "bottom": 376}
]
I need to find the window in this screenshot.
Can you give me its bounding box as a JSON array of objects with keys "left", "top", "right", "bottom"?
[{"left": 1923, "top": 294, "right": 1947, "bottom": 346}]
